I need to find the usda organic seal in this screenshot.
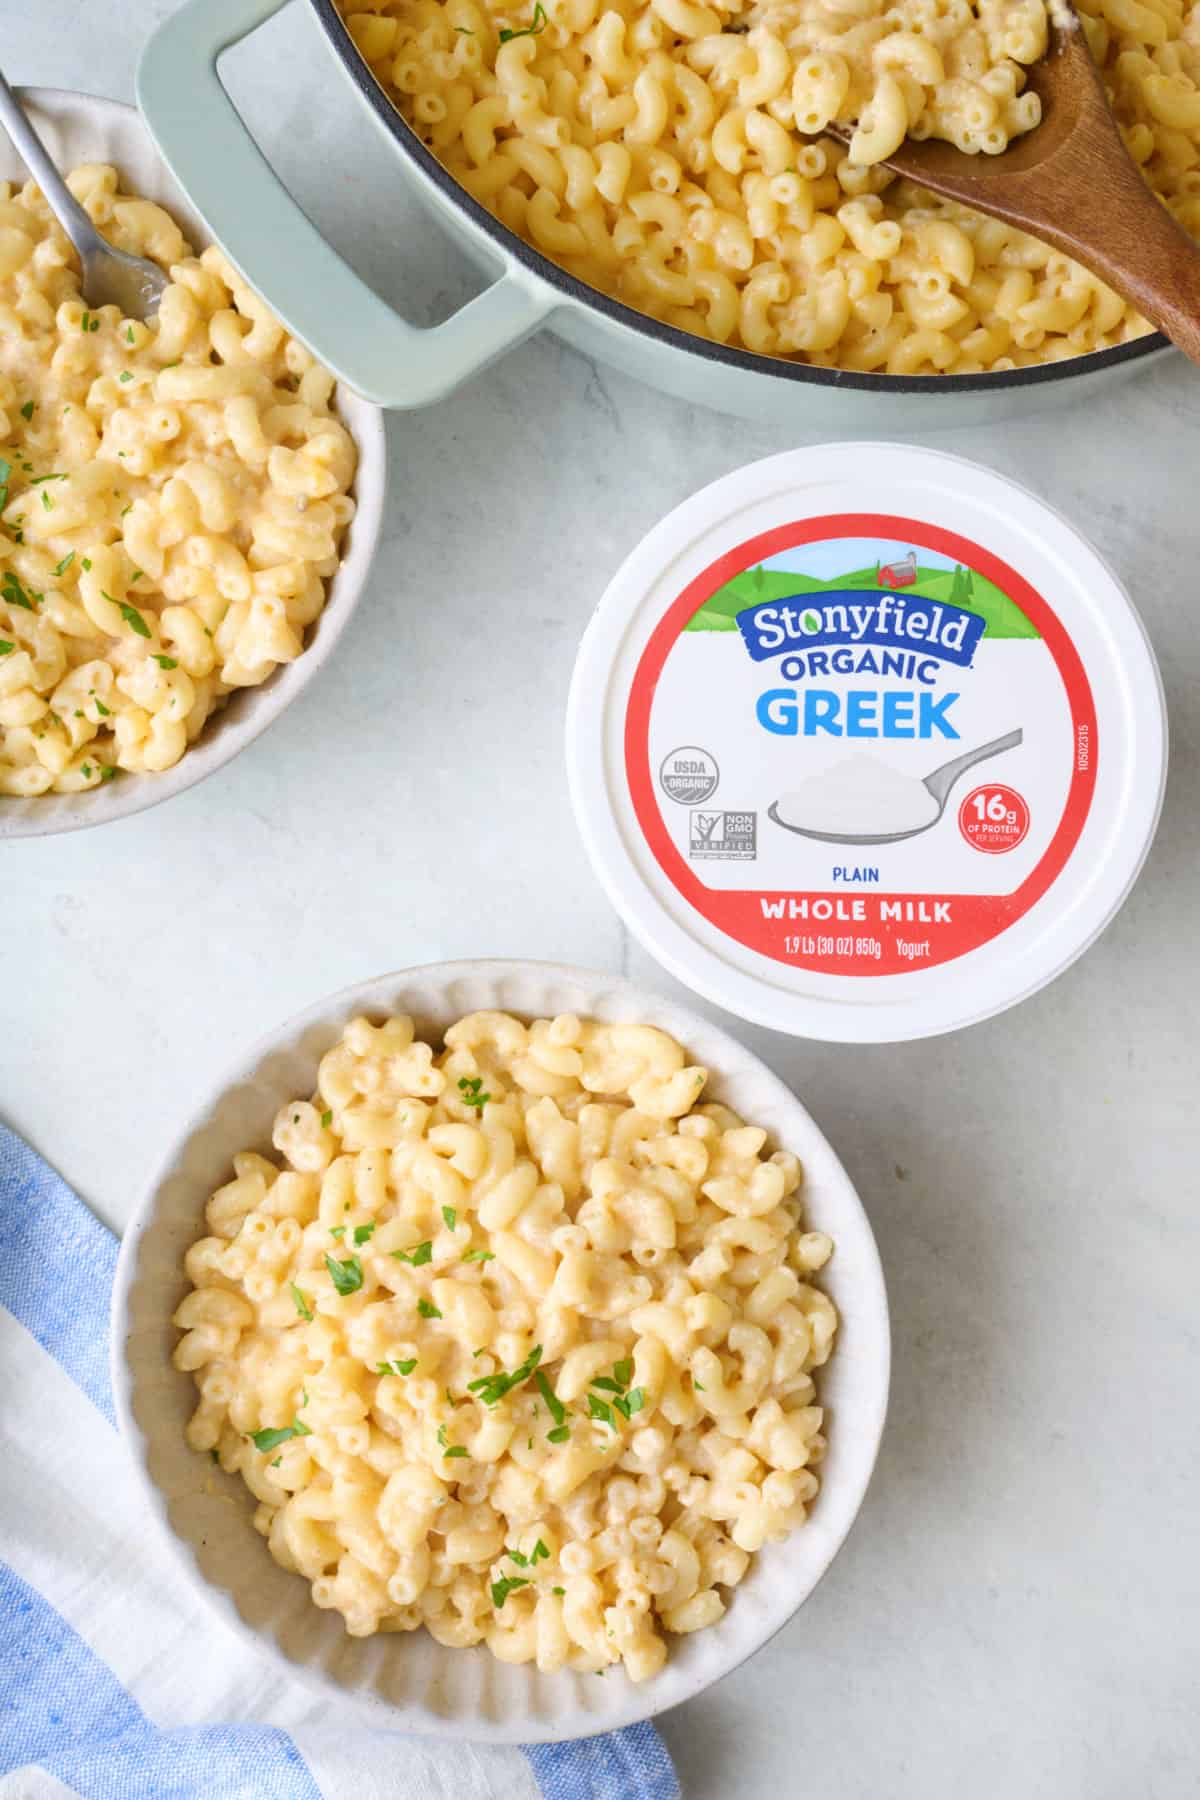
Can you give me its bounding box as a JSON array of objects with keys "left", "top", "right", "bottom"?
[{"left": 659, "top": 746, "right": 719, "bottom": 805}]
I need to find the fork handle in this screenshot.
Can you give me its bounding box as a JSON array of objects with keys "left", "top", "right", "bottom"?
[{"left": 0, "top": 68, "right": 101, "bottom": 259}]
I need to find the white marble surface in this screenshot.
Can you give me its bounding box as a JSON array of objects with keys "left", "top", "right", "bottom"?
[{"left": 6, "top": 3, "right": 1200, "bottom": 1795}]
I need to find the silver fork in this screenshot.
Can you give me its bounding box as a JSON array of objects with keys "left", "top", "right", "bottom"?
[{"left": 0, "top": 72, "right": 168, "bottom": 319}]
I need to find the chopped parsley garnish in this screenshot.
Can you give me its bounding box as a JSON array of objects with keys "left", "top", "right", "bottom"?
[
  {"left": 30, "top": 473, "right": 66, "bottom": 484},
  {"left": 392, "top": 1239, "right": 432, "bottom": 1266},
  {"left": 534, "top": 1369, "right": 565, "bottom": 1426},
  {"left": 93, "top": 697, "right": 110, "bottom": 717},
  {"left": 249, "top": 1415, "right": 312, "bottom": 1452},
  {"left": 112, "top": 597, "right": 151, "bottom": 637},
  {"left": 587, "top": 1393, "right": 616, "bottom": 1429},
  {"left": 530, "top": 1539, "right": 550, "bottom": 1564},
  {"left": 19, "top": 401, "right": 34, "bottom": 421},
  {"left": 417, "top": 1297, "right": 442, "bottom": 1319},
  {"left": 80, "top": 311, "right": 90, "bottom": 332},
  {"left": 499, "top": 1, "right": 547, "bottom": 38},
  {"left": 270, "top": 1456, "right": 282, "bottom": 1468},
  {"left": 320, "top": 1109, "right": 332, "bottom": 1128},
  {"left": 324, "top": 1252, "right": 363, "bottom": 1296},
  {"left": 329, "top": 1225, "right": 345, "bottom": 1239},
  {"left": 552, "top": 1586, "right": 565, "bottom": 1596},
  {"left": 442, "top": 1205, "right": 457, "bottom": 1232},
  {"left": 353, "top": 1222, "right": 375, "bottom": 1245},
  {"left": 81, "top": 557, "right": 92, "bottom": 570},
  {"left": 54, "top": 553, "right": 75, "bottom": 577},
  {"left": 457, "top": 1076, "right": 490, "bottom": 1111},
  {"left": 468, "top": 1344, "right": 542, "bottom": 1408},
  {"left": 152, "top": 654, "right": 177, "bottom": 669},
  {"left": 444, "top": 1444, "right": 469, "bottom": 1458},
  {"left": 491, "top": 1574, "right": 529, "bottom": 1609},
  {"left": 592, "top": 1357, "right": 634, "bottom": 1395},
  {"left": 462, "top": 1247, "right": 494, "bottom": 1263},
  {"left": 588, "top": 1358, "right": 642, "bottom": 1417},
  {"left": 0, "top": 640, "right": 12, "bottom": 656},
  {"left": 99, "top": 765, "right": 118, "bottom": 782},
  {"left": 130, "top": 570, "right": 143, "bottom": 581},
  {"left": 41, "top": 490, "right": 52, "bottom": 511},
  {"left": 2, "top": 573, "right": 36, "bottom": 611},
  {"left": 81, "top": 763, "right": 92, "bottom": 778},
  {"left": 547, "top": 1425, "right": 570, "bottom": 1443},
  {"left": 392, "top": 1238, "right": 433, "bottom": 1267},
  {"left": 126, "top": 326, "right": 136, "bottom": 344},
  {"left": 119, "top": 370, "right": 134, "bottom": 383},
  {"left": 377, "top": 1358, "right": 417, "bottom": 1377},
  {"left": 290, "top": 1283, "right": 313, "bottom": 1320},
  {"left": 209, "top": 1448, "right": 220, "bottom": 1465}
]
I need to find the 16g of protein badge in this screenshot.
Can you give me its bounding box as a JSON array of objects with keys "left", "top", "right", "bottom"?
[{"left": 568, "top": 445, "right": 1166, "bottom": 1043}]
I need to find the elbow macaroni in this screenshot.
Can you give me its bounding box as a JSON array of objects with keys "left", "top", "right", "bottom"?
[
  {"left": 0, "top": 167, "right": 357, "bottom": 797},
  {"left": 174, "top": 1010, "right": 838, "bottom": 1680},
  {"left": 336, "top": 0, "right": 1200, "bottom": 369}
]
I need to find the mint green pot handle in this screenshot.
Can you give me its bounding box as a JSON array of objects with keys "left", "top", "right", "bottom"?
[{"left": 137, "top": 0, "right": 556, "bottom": 407}]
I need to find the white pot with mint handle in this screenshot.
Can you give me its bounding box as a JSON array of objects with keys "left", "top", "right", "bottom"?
[{"left": 137, "top": 0, "right": 1172, "bottom": 425}]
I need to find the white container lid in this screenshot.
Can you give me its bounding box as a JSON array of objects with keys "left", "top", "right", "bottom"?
[{"left": 566, "top": 443, "right": 1167, "bottom": 1042}]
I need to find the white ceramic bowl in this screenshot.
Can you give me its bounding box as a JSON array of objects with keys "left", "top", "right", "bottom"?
[
  {"left": 112, "top": 959, "right": 890, "bottom": 1742},
  {"left": 0, "top": 89, "right": 385, "bottom": 840}
]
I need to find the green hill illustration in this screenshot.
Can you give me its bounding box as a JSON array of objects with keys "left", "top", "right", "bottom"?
[{"left": 685, "top": 560, "right": 1040, "bottom": 640}]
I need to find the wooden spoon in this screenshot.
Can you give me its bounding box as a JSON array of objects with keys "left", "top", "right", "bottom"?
[{"left": 826, "top": 19, "right": 1200, "bottom": 364}]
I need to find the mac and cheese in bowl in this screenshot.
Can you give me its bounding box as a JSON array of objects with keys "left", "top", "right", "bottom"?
[
  {"left": 174, "top": 1008, "right": 838, "bottom": 1680},
  {"left": 335, "top": 0, "right": 1200, "bottom": 371},
  {"left": 0, "top": 165, "right": 357, "bottom": 799}
]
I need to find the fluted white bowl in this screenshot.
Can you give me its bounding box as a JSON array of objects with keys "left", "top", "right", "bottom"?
[
  {"left": 112, "top": 960, "right": 890, "bottom": 1741},
  {"left": 0, "top": 89, "right": 385, "bottom": 839}
]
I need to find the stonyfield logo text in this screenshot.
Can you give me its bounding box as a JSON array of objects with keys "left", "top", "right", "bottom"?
[{"left": 735, "top": 590, "right": 985, "bottom": 667}]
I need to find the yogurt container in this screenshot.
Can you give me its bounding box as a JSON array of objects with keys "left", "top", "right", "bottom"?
[{"left": 566, "top": 444, "right": 1167, "bottom": 1042}]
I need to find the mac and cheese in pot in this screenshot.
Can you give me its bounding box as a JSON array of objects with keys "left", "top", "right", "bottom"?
[
  {"left": 335, "top": 0, "right": 1200, "bottom": 371},
  {"left": 175, "top": 1010, "right": 838, "bottom": 1679}
]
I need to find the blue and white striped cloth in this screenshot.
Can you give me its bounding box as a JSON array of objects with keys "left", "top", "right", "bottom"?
[{"left": 0, "top": 1123, "right": 680, "bottom": 1800}]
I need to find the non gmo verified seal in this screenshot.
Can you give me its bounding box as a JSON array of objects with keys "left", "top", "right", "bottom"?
[{"left": 659, "top": 745, "right": 718, "bottom": 805}]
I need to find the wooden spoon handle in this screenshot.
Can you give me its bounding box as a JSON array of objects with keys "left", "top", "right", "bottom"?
[{"left": 1024, "top": 132, "right": 1200, "bottom": 365}]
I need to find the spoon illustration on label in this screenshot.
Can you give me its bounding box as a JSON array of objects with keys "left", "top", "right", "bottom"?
[{"left": 768, "top": 729, "right": 1023, "bottom": 846}]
